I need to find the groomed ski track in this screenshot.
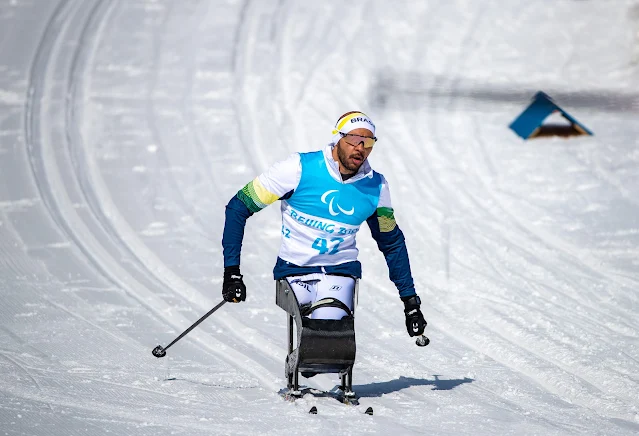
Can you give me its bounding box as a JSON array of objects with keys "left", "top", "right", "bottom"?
[{"left": 0, "top": 1, "right": 638, "bottom": 435}]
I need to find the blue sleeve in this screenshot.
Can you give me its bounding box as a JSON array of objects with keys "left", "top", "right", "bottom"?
[
  {"left": 222, "top": 195, "right": 254, "bottom": 267},
  {"left": 366, "top": 214, "right": 416, "bottom": 298}
]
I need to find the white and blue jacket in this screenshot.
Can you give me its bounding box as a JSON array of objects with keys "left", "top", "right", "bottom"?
[{"left": 222, "top": 145, "right": 416, "bottom": 298}]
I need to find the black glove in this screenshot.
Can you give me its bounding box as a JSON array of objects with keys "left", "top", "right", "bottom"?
[
  {"left": 222, "top": 266, "right": 246, "bottom": 303},
  {"left": 401, "top": 295, "right": 427, "bottom": 337}
]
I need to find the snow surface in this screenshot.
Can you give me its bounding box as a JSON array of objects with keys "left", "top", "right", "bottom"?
[{"left": 0, "top": 0, "right": 638, "bottom": 434}]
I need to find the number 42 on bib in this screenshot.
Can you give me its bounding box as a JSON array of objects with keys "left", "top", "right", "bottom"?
[{"left": 312, "top": 237, "right": 344, "bottom": 255}]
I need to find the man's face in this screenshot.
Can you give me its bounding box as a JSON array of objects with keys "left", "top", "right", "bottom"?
[{"left": 334, "top": 128, "right": 375, "bottom": 174}]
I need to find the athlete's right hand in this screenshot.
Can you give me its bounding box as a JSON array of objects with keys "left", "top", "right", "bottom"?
[{"left": 222, "top": 266, "right": 246, "bottom": 303}]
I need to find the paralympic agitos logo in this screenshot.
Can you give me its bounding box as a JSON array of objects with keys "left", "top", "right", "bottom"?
[{"left": 321, "top": 190, "right": 354, "bottom": 216}]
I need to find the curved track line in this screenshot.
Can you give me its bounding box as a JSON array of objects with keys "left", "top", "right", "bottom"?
[{"left": 23, "top": 0, "right": 281, "bottom": 392}]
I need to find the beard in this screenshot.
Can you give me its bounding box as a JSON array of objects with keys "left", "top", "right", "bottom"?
[{"left": 336, "top": 141, "right": 365, "bottom": 173}]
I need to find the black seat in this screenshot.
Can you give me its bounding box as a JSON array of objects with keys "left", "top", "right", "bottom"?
[{"left": 275, "top": 279, "right": 357, "bottom": 396}]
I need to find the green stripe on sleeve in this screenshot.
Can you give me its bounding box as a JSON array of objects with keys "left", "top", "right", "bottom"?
[{"left": 237, "top": 182, "right": 264, "bottom": 214}]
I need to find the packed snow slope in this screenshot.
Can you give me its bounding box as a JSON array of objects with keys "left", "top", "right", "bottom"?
[{"left": 1, "top": 0, "right": 638, "bottom": 434}]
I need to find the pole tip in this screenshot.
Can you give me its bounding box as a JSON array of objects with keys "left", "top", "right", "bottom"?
[
  {"left": 152, "top": 345, "right": 166, "bottom": 358},
  {"left": 415, "top": 335, "right": 430, "bottom": 347}
]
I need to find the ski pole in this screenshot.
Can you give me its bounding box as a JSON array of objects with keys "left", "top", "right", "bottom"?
[
  {"left": 415, "top": 335, "right": 430, "bottom": 347},
  {"left": 152, "top": 300, "right": 226, "bottom": 358}
]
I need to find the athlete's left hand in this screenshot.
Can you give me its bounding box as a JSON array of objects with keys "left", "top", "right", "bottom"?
[{"left": 401, "top": 295, "right": 427, "bottom": 337}]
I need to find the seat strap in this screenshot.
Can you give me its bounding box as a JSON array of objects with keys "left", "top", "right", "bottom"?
[{"left": 300, "top": 297, "right": 353, "bottom": 318}]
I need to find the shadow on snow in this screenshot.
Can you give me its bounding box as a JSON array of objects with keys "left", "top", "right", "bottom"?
[{"left": 349, "top": 375, "right": 474, "bottom": 397}]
